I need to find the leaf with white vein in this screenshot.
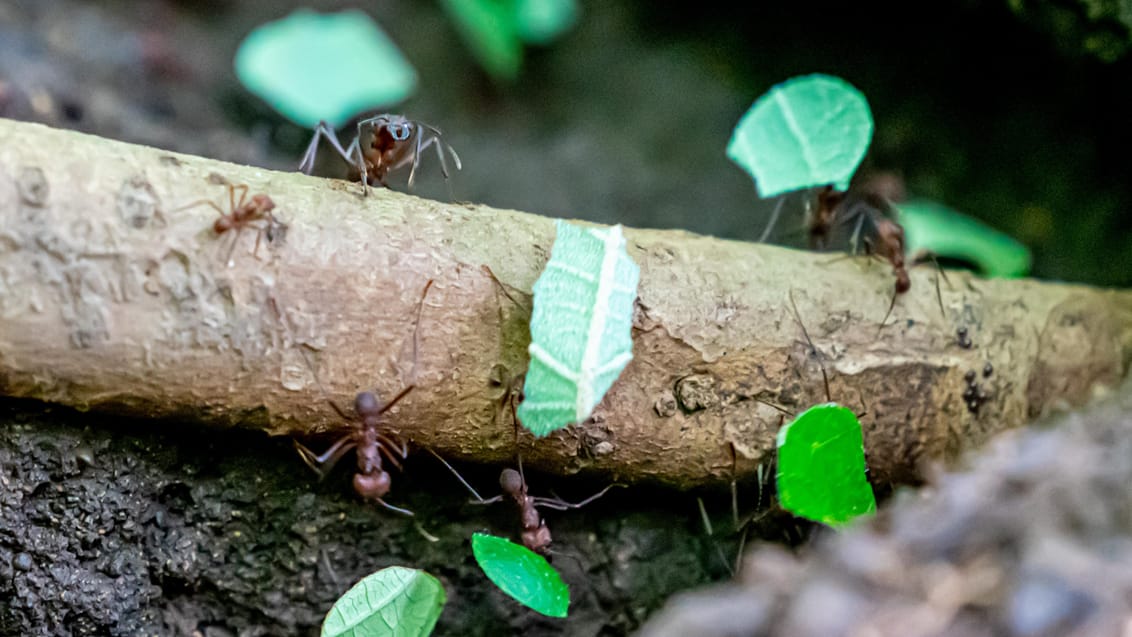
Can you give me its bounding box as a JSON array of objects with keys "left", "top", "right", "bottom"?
[{"left": 517, "top": 221, "right": 640, "bottom": 437}]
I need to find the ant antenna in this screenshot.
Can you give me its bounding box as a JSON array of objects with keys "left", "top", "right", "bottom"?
[
  {"left": 758, "top": 195, "right": 787, "bottom": 243},
  {"left": 787, "top": 290, "right": 831, "bottom": 402},
  {"left": 425, "top": 447, "right": 486, "bottom": 502}
]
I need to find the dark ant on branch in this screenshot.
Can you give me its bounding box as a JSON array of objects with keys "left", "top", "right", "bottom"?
[
  {"left": 300, "top": 114, "right": 461, "bottom": 196},
  {"left": 176, "top": 182, "right": 286, "bottom": 267},
  {"left": 291, "top": 280, "right": 434, "bottom": 516}
]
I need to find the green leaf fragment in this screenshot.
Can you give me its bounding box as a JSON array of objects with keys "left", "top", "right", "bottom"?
[
  {"left": 776, "top": 403, "right": 876, "bottom": 528},
  {"left": 517, "top": 221, "right": 640, "bottom": 437},
  {"left": 472, "top": 533, "right": 569, "bottom": 618},
  {"left": 439, "top": 0, "right": 524, "bottom": 82},
  {"left": 235, "top": 10, "right": 418, "bottom": 128},
  {"left": 321, "top": 566, "right": 445, "bottom": 637},
  {"left": 515, "top": 0, "right": 579, "bottom": 45},
  {"left": 727, "top": 74, "right": 873, "bottom": 198},
  {"left": 897, "top": 198, "right": 1031, "bottom": 278}
]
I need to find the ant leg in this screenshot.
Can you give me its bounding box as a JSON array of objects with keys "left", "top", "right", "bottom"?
[
  {"left": 376, "top": 498, "right": 415, "bottom": 517},
  {"left": 223, "top": 226, "right": 243, "bottom": 268},
  {"left": 294, "top": 436, "right": 357, "bottom": 479},
  {"left": 300, "top": 121, "right": 355, "bottom": 174},
  {"left": 229, "top": 183, "right": 248, "bottom": 212},
  {"left": 376, "top": 443, "right": 405, "bottom": 472},
  {"left": 406, "top": 127, "right": 424, "bottom": 188},
  {"left": 757, "top": 195, "right": 786, "bottom": 243},
  {"left": 876, "top": 289, "right": 899, "bottom": 337},
  {"left": 172, "top": 199, "right": 227, "bottom": 216},
  {"left": 531, "top": 483, "right": 622, "bottom": 510},
  {"left": 787, "top": 290, "right": 831, "bottom": 402},
  {"left": 375, "top": 432, "right": 409, "bottom": 460},
  {"left": 424, "top": 447, "right": 489, "bottom": 502},
  {"left": 729, "top": 443, "right": 740, "bottom": 528}
]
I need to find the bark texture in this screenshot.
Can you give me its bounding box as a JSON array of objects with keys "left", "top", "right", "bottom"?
[{"left": 0, "top": 118, "right": 1130, "bottom": 488}]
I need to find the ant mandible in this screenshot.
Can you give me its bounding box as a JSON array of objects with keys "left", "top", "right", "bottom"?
[
  {"left": 299, "top": 114, "right": 462, "bottom": 195},
  {"left": 176, "top": 182, "right": 285, "bottom": 267},
  {"left": 292, "top": 279, "right": 434, "bottom": 516}
]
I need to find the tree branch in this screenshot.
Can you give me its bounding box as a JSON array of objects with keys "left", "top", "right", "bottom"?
[{"left": 0, "top": 118, "right": 1129, "bottom": 488}]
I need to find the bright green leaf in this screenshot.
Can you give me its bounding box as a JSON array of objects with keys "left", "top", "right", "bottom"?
[
  {"left": 472, "top": 533, "right": 569, "bottom": 618},
  {"left": 517, "top": 221, "right": 640, "bottom": 437},
  {"left": 776, "top": 403, "right": 876, "bottom": 528},
  {"left": 897, "top": 198, "right": 1032, "bottom": 278},
  {"left": 321, "top": 566, "right": 445, "bottom": 637},
  {"left": 439, "top": 0, "right": 523, "bottom": 82},
  {"left": 727, "top": 74, "right": 873, "bottom": 198},
  {"left": 235, "top": 10, "right": 417, "bottom": 128},
  {"left": 515, "top": 0, "right": 579, "bottom": 45}
]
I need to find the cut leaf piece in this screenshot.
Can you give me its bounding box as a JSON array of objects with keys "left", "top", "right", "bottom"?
[
  {"left": 727, "top": 74, "right": 873, "bottom": 198},
  {"left": 776, "top": 403, "right": 876, "bottom": 528},
  {"left": 516, "top": 0, "right": 579, "bottom": 45},
  {"left": 472, "top": 533, "right": 569, "bottom": 618},
  {"left": 235, "top": 10, "right": 417, "bottom": 128},
  {"left": 517, "top": 221, "right": 640, "bottom": 437},
  {"left": 321, "top": 566, "right": 445, "bottom": 637},
  {"left": 439, "top": 0, "right": 523, "bottom": 82},
  {"left": 897, "top": 198, "right": 1031, "bottom": 278}
]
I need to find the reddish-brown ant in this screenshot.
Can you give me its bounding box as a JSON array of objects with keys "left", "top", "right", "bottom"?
[
  {"left": 291, "top": 280, "right": 434, "bottom": 516},
  {"left": 300, "top": 114, "right": 461, "bottom": 195},
  {"left": 176, "top": 182, "right": 285, "bottom": 267}
]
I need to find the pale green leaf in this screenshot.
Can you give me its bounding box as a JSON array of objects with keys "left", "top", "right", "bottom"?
[
  {"left": 776, "top": 403, "right": 876, "bottom": 528},
  {"left": 516, "top": 0, "right": 579, "bottom": 45},
  {"left": 439, "top": 0, "right": 523, "bottom": 82},
  {"left": 321, "top": 566, "right": 445, "bottom": 637},
  {"left": 235, "top": 10, "right": 417, "bottom": 128},
  {"left": 517, "top": 221, "right": 640, "bottom": 437},
  {"left": 472, "top": 533, "right": 569, "bottom": 618},
  {"left": 897, "top": 198, "right": 1031, "bottom": 278},
  {"left": 727, "top": 74, "right": 873, "bottom": 197}
]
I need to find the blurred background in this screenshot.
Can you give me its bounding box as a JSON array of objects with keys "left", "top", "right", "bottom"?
[{"left": 2, "top": 0, "right": 1130, "bottom": 285}]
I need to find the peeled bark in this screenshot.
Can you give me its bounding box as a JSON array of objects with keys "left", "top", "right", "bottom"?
[{"left": 0, "top": 118, "right": 1129, "bottom": 488}]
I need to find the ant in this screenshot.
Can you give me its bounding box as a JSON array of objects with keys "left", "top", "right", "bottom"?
[
  {"left": 291, "top": 280, "right": 434, "bottom": 516},
  {"left": 176, "top": 182, "right": 285, "bottom": 267},
  {"left": 430, "top": 449, "right": 618, "bottom": 555},
  {"left": 299, "top": 114, "right": 461, "bottom": 195},
  {"left": 807, "top": 185, "right": 945, "bottom": 330}
]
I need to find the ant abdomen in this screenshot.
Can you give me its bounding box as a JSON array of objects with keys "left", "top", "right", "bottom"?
[{"left": 354, "top": 471, "right": 392, "bottom": 500}]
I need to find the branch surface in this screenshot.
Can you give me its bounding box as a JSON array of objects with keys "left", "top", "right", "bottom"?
[{"left": 0, "top": 118, "right": 1129, "bottom": 488}]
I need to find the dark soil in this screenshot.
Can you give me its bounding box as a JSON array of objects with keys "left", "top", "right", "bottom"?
[{"left": 0, "top": 397, "right": 739, "bottom": 636}]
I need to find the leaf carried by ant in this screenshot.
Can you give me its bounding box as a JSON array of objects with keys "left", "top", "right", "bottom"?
[
  {"left": 235, "top": 10, "right": 418, "bottom": 128},
  {"left": 776, "top": 403, "right": 876, "bottom": 528},
  {"left": 472, "top": 533, "right": 569, "bottom": 618},
  {"left": 515, "top": 0, "right": 579, "bottom": 45},
  {"left": 517, "top": 220, "right": 640, "bottom": 437},
  {"left": 439, "top": 0, "right": 524, "bottom": 82},
  {"left": 321, "top": 566, "right": 445, "bottom": 637},
  {"left": 727, "top": 74, "right": 873, "bottom": 198},
  {"left": 897, "top": 198, "right": 1032, "bottom": 278}
]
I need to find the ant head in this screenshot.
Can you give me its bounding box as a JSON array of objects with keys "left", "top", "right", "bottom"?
[
  {"left": 355, "top": 392, "right": 381, "bottom": 418},
  {"left": 384, "top": 121, "right": 412, "bottom": 141},
  {"left": 500, "top": 468, "right": 524, "bottom": 495},
  {"left": 251, "top": 194, "right": 275, "bottom": 211}
]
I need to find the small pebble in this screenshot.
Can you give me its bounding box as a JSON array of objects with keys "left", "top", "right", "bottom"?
[
  {"left": 964, "top": 371, "right": 977, "bottom": 384},
  {"left": 983, "top": 362, "right": 993, "bottom": 378},
  {"left": 13, "top": 552, "right": 33, "bottom": 571}
]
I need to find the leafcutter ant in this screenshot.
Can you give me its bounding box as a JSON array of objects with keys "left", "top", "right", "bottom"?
[
  {"left": 176, "top": 182, "right": 285, "bottom": 267},
  {"left": 291, "top": 280, "right": 434, "bottom": 516},
  {"left": 430, "top": 448, "right": 618, "bottom": 554},
  {"left": 299, "top": 114, "right": 461, "bottom": 196}
]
